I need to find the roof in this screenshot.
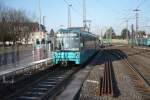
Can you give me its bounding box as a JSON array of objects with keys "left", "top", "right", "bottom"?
[{"left": 57, "top": 27, "right": 98, "bottom": 38}]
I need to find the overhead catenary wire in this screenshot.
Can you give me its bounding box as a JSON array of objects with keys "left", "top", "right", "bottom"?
[
  {"left": 71, "top": 5, "right": 82, "bottom": 16},
  {"left": 63, "top": 0, "right": 83, "bottom": 28},
  {"left": 133, "top": 0, "right": 148, "bottom": 30},
  {"left": 116, "top": 0, "right": 147, "bottom": 36},
  {"left": 136, "top": 0, "right": 146, "bottom": 9},
  {"left": 133, "top": 0, "right": 147, "bottom": 46},
  {"left": 77, "top": 0, "right": 82, "bottom": 6},
  {"left": 63, "top": 0, "right": 82, "bottom": 16},
  {"left": 72, "top": 0, "right": 82, "bottom": 7},
  {"left": 63, "top": 0, "right": 69, "bottom": 5},
  {"left": 118, "top": 0, "right": 146, "bottom": 25}
]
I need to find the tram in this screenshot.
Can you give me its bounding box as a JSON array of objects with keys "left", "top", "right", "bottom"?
[{"left": 53, "top": 27, "right": 99, "bottom": 66}]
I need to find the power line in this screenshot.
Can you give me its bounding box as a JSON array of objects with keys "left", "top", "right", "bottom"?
[
  {"left": 63, "top": 0, "right": 82, "bottom": 28},
  {"left": 63, "top": 0, "right": 82, "bottom": 16},
  {"left": 118, "top": 0, "right": 146, "bottom": 33},
  {"left": 73, "top": 0, "right": 82, "bottom": 6},
  {"left": 77, "top": 0, "right": 82, "bottom": 6},
  {"left": 136, "top": 0, "right": 146, "bottom": 9},
  {"left": 63, "top": 0, "right": 69, "bottom": 5},
  {"left": 63, "top": 0, "right": 93, "bottom": 30},
  {"left": 71, "top": 5, "right": 82, "bottom": 16}
]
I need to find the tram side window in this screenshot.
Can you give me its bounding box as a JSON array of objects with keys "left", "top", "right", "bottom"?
[
  {"left": 80, "top": 41, "right": 84, "bottom": 50},
  {"left": 80, "top": 37, "right": 84, "bottom": 49},
  {"left": 36, "top": 39, "right": 40, "bottom": 45}
]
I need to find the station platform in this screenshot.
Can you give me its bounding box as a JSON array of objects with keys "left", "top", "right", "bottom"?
[
  {"left": 0, "top": 55, "right": 33, "bottom": 74},
  {"left": 0, "top": 57, "right": 52, "bottom": 75},
  {"left": 0, "top": 58, "right": 52, "bottom": 82},
  {"left": 0, "top": 50, "right": 53, "bottom": 82}
]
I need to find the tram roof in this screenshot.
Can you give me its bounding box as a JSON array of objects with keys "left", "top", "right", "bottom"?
[
  {"left": 57, "top": 27, "right": 98, "bottom": 38},
  {"left": 58, "top": 27, "right": 92, "bottom": 33},
  {"left": 58, "top": 27, "right": 81, "bottom": 33}
]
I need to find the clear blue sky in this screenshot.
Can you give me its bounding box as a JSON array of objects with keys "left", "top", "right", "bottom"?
[{"left": 2, "top": 0, "right": 150, "bottom": 35}]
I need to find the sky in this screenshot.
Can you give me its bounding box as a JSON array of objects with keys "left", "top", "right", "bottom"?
[{"left": 2, "top": 0, "right": 150, "bottom": 35}]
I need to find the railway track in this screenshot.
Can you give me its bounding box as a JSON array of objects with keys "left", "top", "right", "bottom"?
[
  {"left": 115, "top": 46, "right": 150, "bottom": 59},
  {"left": 99, "top": 56, "right": 114, "bottom": 96},
  {"left": 1, "top": 50, "right": 99, "bottom": 100},
  {"left": 128, "top": 56, "right": 150, "bottom": 81},
  {"left": 111, "top": 51, "right": 150, "bottom": 99},
  {"left": 4, "top": 66, "right": 79, "bottom": 100},
  {"left": 114, "top": 47, "right": 150, "bottom": 83}
]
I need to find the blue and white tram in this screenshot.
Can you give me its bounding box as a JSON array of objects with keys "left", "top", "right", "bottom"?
[{"left": 53, "top": 27, "right": 99, "bottom": 65}]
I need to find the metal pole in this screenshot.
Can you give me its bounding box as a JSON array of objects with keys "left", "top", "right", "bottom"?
[
  {"left": 32, "top": 38, "right": 35, "bottom": 61},
  {"left": 126, "top": 20, "right": 129, "bottom": 44},
  {"left": 135, "top": 11, "right": 139, "bottom": 33},
  {"left": 39, "top": 0, "right": 42, "bottom": 30},
  {"left": 68, "top": 4, "right": 72, "bottom": 28},
  {"left": 106, "top": 28, "right": 108, "bottom": 44},
  {"left": 86, "top": 20, "right": 91, "bottom": 32},
  {"left": 83, "top": 0, "right": 86, "bottom": 28},
  {"left": 133, "top": 9, "right": 140, "bottom": 46},
  {"left": 43, "top": 16, "right": 46, "bottom": 26},
  {"left": 101, "top": 29, "right": 103, "bottom": 44},
  {"left": 88, "top": 21, "right": 91, "bottom": 32},
  {"left": 131, "top": 24, "right": 134, "bottom": 47}
]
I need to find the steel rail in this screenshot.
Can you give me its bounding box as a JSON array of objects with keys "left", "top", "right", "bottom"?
[
  {"left": 112, "top": 52, "right": 150, "bottom": 89},
  {"left": 100, "top": 56, "right": 114, "bottom": 96},
  {"left": 4, "top": 66, "right": 80, "bottom": 100}
]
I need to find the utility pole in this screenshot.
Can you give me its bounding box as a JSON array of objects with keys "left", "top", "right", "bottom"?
[
  {"left": 133, "top": 9, "right": 140, "bottom": 33},
  {"left": 131, "top": 24, "right": 134, "bottom": 48},
  {"left": 133, "top": 9, "right": 140, "bottom": 46},
  {"left": 38, "top": 0, "right": 42, "bottom": 31},
  {"left": 68, "top": 4, "right": 72, "bottom": 28},
  {"left": 86, "top": 20, "right": 91, "bottom": 32},
  {"left": 126, "top": 20, "right": 129, "bottom": 43},
  {"left": 82, "top": 0, "right": 91, "bottom": 31},
  {"left": 101, "top": 28, "right": 103, "bottom": 45},
  {"left": 83, "top": 0, "right": 86, "bottom": 29},
  {"left": 43, "top": 16, "right": 46, "bottom": 26}
]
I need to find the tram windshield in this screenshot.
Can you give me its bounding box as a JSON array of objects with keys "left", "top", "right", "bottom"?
[{"left": 55, "top": 32, "right": 80, "bottom": 51}]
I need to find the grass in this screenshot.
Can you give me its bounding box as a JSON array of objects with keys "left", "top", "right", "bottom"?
[{"left": 112, "top": 39, "right": 128, "bottom": 44}]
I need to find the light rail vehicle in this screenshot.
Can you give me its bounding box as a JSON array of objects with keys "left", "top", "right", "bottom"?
[{"left": 53, "top": 27, "right": 99, "bottom": 66}]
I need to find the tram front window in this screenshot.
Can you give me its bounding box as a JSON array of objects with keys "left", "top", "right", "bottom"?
[{"left": 55, "top": 33, "right": 79, "bottom": 51}]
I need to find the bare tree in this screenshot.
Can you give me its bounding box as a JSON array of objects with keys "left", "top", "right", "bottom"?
[{"left": 0, "top": 3, "right": 39, "bottom": 46}]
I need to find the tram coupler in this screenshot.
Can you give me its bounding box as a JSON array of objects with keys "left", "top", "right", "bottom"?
[{"left": 61, "top": 61, "right": 69, "bottom": 67}]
